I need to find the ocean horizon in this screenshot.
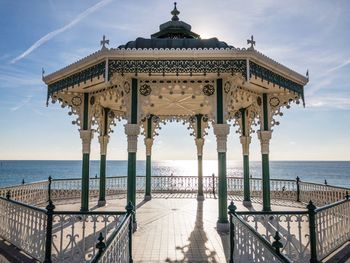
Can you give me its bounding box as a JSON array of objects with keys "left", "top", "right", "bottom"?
[{"left": 0, "top": 160, "right": 349, "bottom": 189}]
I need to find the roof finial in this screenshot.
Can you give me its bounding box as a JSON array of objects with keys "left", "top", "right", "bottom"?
[
  {"left": 171, "top": 2, "right": 180, "bottom": 21},
  {"left": 247, "top": 35, "right": 256, "bottom": 50},
  {"left": 100, "top": 35, "right": 109, "bottom": 50}
]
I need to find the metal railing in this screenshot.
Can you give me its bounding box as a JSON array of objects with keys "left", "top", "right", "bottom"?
[
  {"left": 314, "top": 196, "right": 350, "bottom": 260},
  {"left": 0, "top": 191, "right": 133, "bottom": 263},
  {"left": 236, "top": 210, "right": 310, "bottom": 262},
  {"left": 299, "top": 181, "right": 349, "bottom": 206},
  {"left": 0, "top": 181, "right": 49, "bottom": 205},
  {"left": 228, "top": 203, "right": 292, "bottom": 263},
  {"left": 0, "top": 196, "right": 47, "bottom": 261}
]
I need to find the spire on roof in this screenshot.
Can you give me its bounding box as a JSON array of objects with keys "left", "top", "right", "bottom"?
[{"left": 171, "top": 2, "right": 180, "bottom": 21}]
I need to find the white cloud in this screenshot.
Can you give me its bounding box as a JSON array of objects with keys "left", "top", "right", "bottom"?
[{"left": 10, "top": 0, "right": 112, "bottom": 64}]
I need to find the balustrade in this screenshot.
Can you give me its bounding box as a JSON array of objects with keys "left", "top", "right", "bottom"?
[
  {"left": 315, "top": 198, "right": 350, "bottom": 260},
  {"left": 0, "top": 197, "right": 47, "bottom": 261},
  {"left": 237, "top": 211, "right": 310, "bottom": 262}
]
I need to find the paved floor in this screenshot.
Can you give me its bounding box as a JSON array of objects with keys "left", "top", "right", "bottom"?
[{"left": 52, "top": 194, "right": 306, "bottom": 263}]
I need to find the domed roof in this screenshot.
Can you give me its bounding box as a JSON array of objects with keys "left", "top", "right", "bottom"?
[{"left": 118, "top": 3, "right": 232, "bottom": 49}]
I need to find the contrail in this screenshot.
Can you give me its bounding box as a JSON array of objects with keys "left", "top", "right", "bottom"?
[{"left": 11, "top": 0, "right": 112, "bottom": 64}]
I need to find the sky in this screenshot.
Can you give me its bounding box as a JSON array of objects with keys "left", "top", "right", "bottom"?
[{"left": 0, "top": 0, "right": 349, "bottom": 161}]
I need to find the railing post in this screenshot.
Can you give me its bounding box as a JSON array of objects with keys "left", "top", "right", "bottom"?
[
  {"left": 296, "top": 176, "right": 300, "bottom": 202},
  {"left": 126, "top": 201, "right": 134, "bottom": 263},
  {"left": 228, "top": 201, "right": 237, "bottom": 263},
  {"left": 44, "top": 200, "right": 55, "bottom": 263},
  {"left": 48, "top": 176, "right": 52, "bottom": 202},
  {"left": 272, "top": 231, "right": 283, "bottom": 255},
  {"left": 307, "top": 200, "right": 318, "bottom": 263},
  {"left": 95, "top": 232, "right": 106, "bottom": 260},
  {"left": 212, "top": 173, "right": 216, "bottom": 198}
]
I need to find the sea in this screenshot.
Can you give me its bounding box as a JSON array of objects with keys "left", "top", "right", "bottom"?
[{"left": 0, "top": 160, "right": 349, "bottom": 188}]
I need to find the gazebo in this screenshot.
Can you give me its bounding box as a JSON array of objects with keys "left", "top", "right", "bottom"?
[{"left": 43, "top": 3, "right": 308, "bottom": 231}]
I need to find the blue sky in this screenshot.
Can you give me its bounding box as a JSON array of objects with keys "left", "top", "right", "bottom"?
[{"left": 0, "top": 0, "right": 349, "bottom": 161}]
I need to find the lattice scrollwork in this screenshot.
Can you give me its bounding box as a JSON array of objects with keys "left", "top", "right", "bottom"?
[
  {"left": 268, "top": 92, "right": 301, "bottom": 129},
  {"left": 51, "top": 213, "right": 126, "bottom": 263},
  {"left": 0, "top": 198, "right": 47, "bottom": 261},
  {"left": 187, "top": 114, "right": 210, "bottom": 138},
  {"left": 238, "top": 212, "right": 310, "bottom": 262},
  {"left": 108, "top": 59, "right": 247, "bottom": 77}
]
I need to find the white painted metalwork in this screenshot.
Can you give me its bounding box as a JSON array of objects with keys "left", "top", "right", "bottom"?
[
  {"left": 315, "top": 199, "right": 350, "bottom": 260},
  {"left": 238, "top": 212, "right": 310, "bottom": 262},
  {"left": 0, "top": 181, "right": 49, "bottom": 205},
  {"left": 0, "top": 197, "right": 47, "bottom": 261},
  {"left": 96, "top": 214, "right": 131, "bottom": 263},
  {"left": 232, "top": 215, "right": 289, "bottom": 262},
  {"left": 51, "top": 212, "right": 125, "bottom": 263},
  {"left": 299, "top": 182, "right": 349, "bottom": 206}
]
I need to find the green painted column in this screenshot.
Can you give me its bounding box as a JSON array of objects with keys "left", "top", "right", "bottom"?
[
  {"left": 98, "top": 154, "right": 107, "bottom": 206},
  {"left": 240, "top": 108, "right": 252, "bottom": 206},
  {"left": 218, "top": 152, "right": 227, "bottom": 222},
  {"left": 81, "top": 153, "right": 90, "bottom": 211},
  {"left": 127, "top": 152, "right": 137, "bottom": 205},
  {"left": 80, "top": 93, "right": 92, "bottom": 212},
  {"left": 195, "top": 114, "right": 204, "bottom": 201},
  {"left": 259, "top": 93, "right": 272, "bottom": 212},
  {"left": 98, "top": 108, "right": 109, "bottom": 207},
  {"left": 125, "top": 78, "right": 139, "bottom": 210},
  {"left": 213, "top": 79, "right": 230, "bottom": 231},
  {"left": 144, "top": 116, "right": 153, "bottom": 200},
  {"left": 145, "top": 155, "right": 152, "bottom": 199},
  {"left": 243, "top": 155, "right": 251, "bottom": 203}
]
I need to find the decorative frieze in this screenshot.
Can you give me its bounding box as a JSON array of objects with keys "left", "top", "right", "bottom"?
[
  {"left": 124, "top": 124, "right": 140, "bottom": 153},
  {"left": 195, "top": 138, "right": 204, "bottom": 156},
  {"left": 240, "top": 136, "right": 251, "bottom": 156},
  {"left": 144, "top": 138, "right": 154, "bottom": 156},
  {"left": 213, "top": 124, "right": 230, "bottom": 153},
  {"left": 98, "top": 135, "right": 110, "bottom": 155},
  {"left": 257, "top": 130, "right": 272, "bottom": 154},
  {"left": 80, "top": 130, "right": 93, "bottom": 154}
]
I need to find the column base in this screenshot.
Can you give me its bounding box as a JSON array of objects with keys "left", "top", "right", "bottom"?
[
  {"left": 98, "top": 200, "right": 106, "bottom": 207},
  {"left": 144, "top": 195, "right": 152, "bottom": 201},
  {"left": 197, "top": 195, "right": 205, "bottom": 201},
  {"left": 242, "top": 200, "right": 252, "bottom": 207},
  {"left": 216, "top": 221, "right": 229, "bottom": 233}
]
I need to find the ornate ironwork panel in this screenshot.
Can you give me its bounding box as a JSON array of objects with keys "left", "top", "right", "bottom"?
[
  {"left": 315, "top": 200, "right": 350, "bottom": 259},
  {"left": 0, "top": 197, "right": 47, "bottom": 261},
  {"left": 249, "top": 61, "right": 304, "bottom": 95},
  {"left": 238, "top": 212, "right": 310, "bottom": 262},
  {"left": 232, "top": 215, "right": 287, "bottom": 262},
  {"left": 48, "top": 61, "right": 106, "bottom": 96},
  {"left": 51, "top": 212, "right": 125, "bottom": 262},
  {"left": 299, "top": 182, "right": 349, "bottom": 206},
  {"left": 0, "top": 181, "right": 49, "bottom": 205},
  {"left": 108, "top": 59, "right": 247, "bottom": 78},
  {"left": 96, "top": 215, "right": 131, "bottom": 263}
]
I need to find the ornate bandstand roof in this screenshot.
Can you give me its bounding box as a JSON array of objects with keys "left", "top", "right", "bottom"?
[{"left": 43, "top": 3, "right": 308, "bottom": 130}]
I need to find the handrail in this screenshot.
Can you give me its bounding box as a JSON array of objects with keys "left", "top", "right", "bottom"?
[
  {"left": 315, "top": 197, "right": 349, "bottom": 213},
  {"left": 0, "top": 196, "right": 47, "bottom": 213},
  {"left": 229, "top": 211, "right": 292, "bottom": 263},
  {"left": 300, "top": 180, "right": 350, "bottom": 191},
  {"left": 236, "top": 210, "right": 308, "bottom": 216}
]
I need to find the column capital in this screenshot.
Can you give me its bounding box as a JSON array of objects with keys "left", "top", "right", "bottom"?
[
  {"left": 258, "top": 130, "right": 272, "bottom": 154},
  {"left": 144, "top": 138, "right": 154, "bottom": 156},
  {"left": 213, "top": 123, "right": 230, "bottom": 153},
  {"left": 98, "top": 135, "right": 110, "bottom": 155},
  {"left": 240, "top": 136, "right": 251, "bottom": 155},
  {"left": 124, "top": 124, "right": 140, "bottom": 153},
  {"left": 195, "top": 138, "right": 205, "bottom": 156},
  {"left": 80, "top": 129, "right": 93, "bottom": 154}
]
